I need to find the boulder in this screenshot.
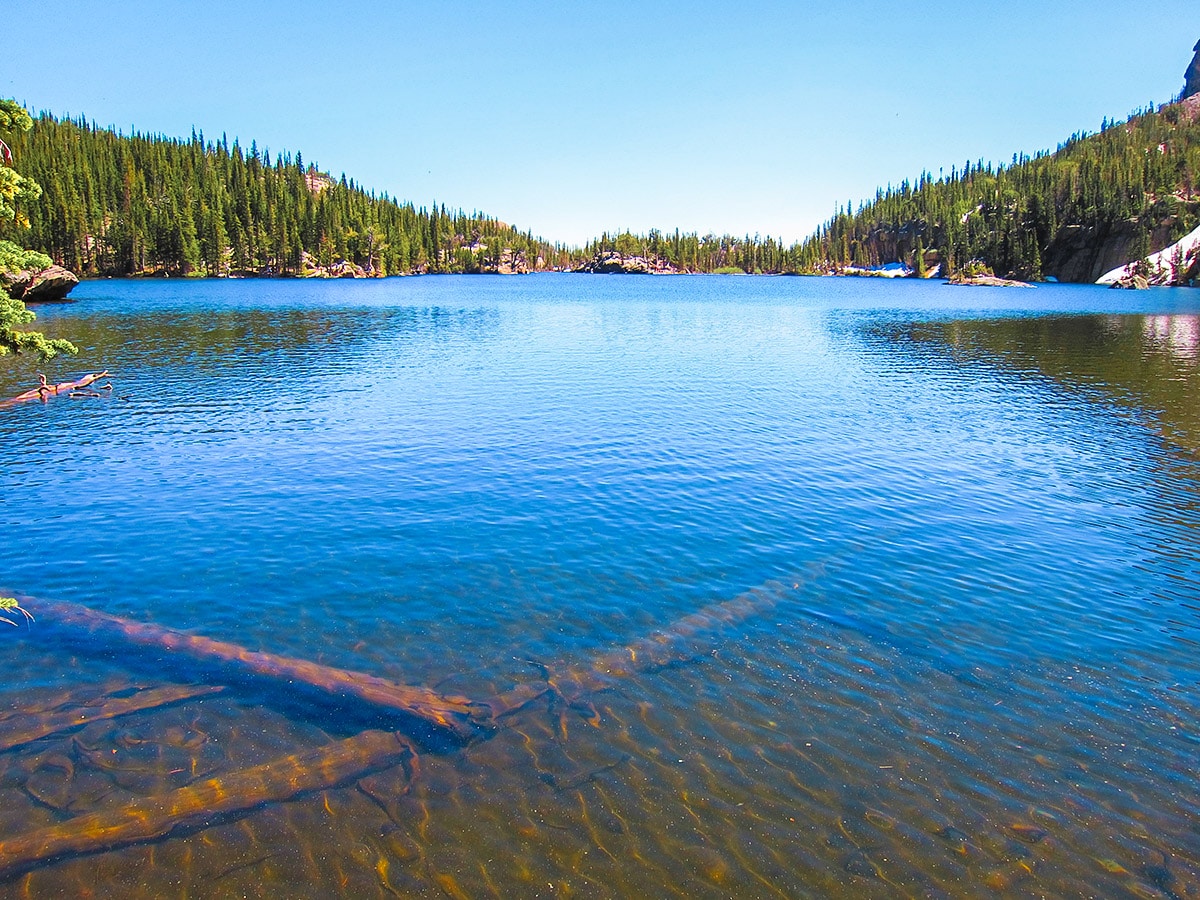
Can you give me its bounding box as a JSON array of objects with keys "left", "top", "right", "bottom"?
[
  {"left": 1109, "top": 273, "right": 1150, "bottom": 290},
  {"left": 298, "top": 251, "right": 369, "bottom": 279},
  {"left": 3, "top": 265, "right": 79, "bottom": 302}
]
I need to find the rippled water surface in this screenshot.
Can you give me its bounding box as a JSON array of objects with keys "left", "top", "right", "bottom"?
[{"left": 1, "top": 275, "right": 1198, "bottom": 897}]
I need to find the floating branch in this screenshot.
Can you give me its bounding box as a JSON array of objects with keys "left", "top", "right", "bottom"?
[
  {"left": 0, "top": 729, "right": 417, "bottom": 880},
  {"left": 0, "top": 684, "right": 223, "bottom": 754},
  {"left": 27, "top": 598, "right": 491, "bottom": 740},
  {"left": 1, "top": 371, "right": 111, "bottom": 409},
  {"left": 0, "top": 597, "right": 33, "bottom": 626}
]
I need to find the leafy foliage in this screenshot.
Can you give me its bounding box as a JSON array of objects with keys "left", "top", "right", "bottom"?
[
  {"left": 0, "top": 240, "right": 76, "bottom": 358},
  {"left": 0, "top": 240, "right": 51, "bottom": 274},
  {"left": 0, "top": 596, "right": 34, "bottom": 626},
  {"left": 0, "top": 100, "right": 42, "bottom": 230},
  {"left": 0, "top": 102, "right": 76, "bottom": 362}
]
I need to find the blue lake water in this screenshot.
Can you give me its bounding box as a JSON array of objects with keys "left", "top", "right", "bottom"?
[{"left": 0, "top": 275, "right": 1197, "bottom": 897}]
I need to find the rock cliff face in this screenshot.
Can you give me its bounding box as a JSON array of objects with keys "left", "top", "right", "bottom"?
[
  {"left": 1, "top": 265, "right": 79, "bottom": 301},
  {"left": 1096, "top": 223, "right": 1200, "bottom": 287},
  {"left": 1185, "top": 39, "right": 1200, "bottom": 100},
  {"left": 1042, "top": 220, "right": 1170, "bottom": 283}
]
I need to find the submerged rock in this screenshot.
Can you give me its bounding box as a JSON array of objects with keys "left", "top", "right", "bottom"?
[{"left": 3, "top": 265, "right": 79, "bottom": 302}]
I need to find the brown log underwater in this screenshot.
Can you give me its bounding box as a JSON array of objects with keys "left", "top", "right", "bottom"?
[
  {"left": 488, "top": 571, "right": 820, "bottom": 718},
  {"left": 0, "top": 684, "right": 223, "bottom": 753},
  {"left": 27, "top": 597, "right": 491, "bottom": 739},
  {"left": 0, "top": 728, "right": 417, "bottom": 880}
]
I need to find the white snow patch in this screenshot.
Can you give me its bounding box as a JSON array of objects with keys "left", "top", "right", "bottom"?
[
  {"left": 1096, "top": 224, "right": 1200, "bottom": 284},
  {"left": 842, "top": 264, "right": 912, "bottom": 278}
]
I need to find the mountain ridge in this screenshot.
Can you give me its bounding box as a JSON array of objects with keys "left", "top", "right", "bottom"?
[{"left": 4, "top": 42, "right": 1200, "bottom": 285}]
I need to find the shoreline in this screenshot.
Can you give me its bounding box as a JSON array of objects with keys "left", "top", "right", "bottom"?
[{"left": 56, "top": 270, "right": 1150, "bottom": 286}]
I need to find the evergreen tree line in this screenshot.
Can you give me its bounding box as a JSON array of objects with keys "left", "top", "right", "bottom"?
[
  {"left": 796, "top": 102, "right": 1200, "bottom": 280},
  {"left": 578, "top": 101, "right": 1200, "bottom": 280},
  {"left": 0, "top": 113, "right": 573, "bottom": 277},
  {"left": 593, "top": 101, "right": 1200, "bottom": 280},
  {"left": 584, "top": 229, "right": 802, "bottom": 274},
  {"left": 4, "top": 101, "right": 1200, "bottom": 282}
]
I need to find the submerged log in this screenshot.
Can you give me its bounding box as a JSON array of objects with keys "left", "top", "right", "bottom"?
[
  {"left": 0, "top": 729, "right": 416, "bottom": 880},
  {"left": 0, "top": 679, "right": 136, "bottom": 723},
  {"left": 490, "top": 575, "right": 806, "bottom": 717},
  {"left": 28, "top": 598, "right": 491, "bottom": 739},
  {"left": 559, "top": 579, "right": 792, "bottom": 696},
  {"left": 0, "top": 684, "right": 223, "bottom": 753}
]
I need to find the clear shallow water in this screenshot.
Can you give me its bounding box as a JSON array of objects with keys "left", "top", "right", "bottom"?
[{"left": 0, "top": 275, "right": 1197, "bottom": 897}]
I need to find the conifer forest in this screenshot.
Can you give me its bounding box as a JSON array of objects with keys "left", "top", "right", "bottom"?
[{"left": 2, "top": 100, "right": 1199, "bottom": 281}]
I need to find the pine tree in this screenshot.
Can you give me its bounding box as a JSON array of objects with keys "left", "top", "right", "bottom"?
[{"left": 0, "top": 99, "right": 76, "bottom": 360}]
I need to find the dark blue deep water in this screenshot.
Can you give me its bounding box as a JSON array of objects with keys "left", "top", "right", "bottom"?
[{"left": 0, "top": 275, "right": 1197, "bottom": 897}]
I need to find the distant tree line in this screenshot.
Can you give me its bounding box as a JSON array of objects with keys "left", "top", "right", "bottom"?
[
  {"left": 3, "top": 100, "right": 1199, "bottom": 283},
  {"left": 584, "top": 230, "right": 803, "bottom": 274},
  {"left": 0, "top": 113, "right": 573, "bottom": 277},
  {"left": 797, "top": 102, "right": 1200, "bottom": 280},
  {"left": 586, "top": 101, "right": 1200, "bottom": 281}
]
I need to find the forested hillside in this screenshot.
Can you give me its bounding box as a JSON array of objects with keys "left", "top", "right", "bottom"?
[
  {"left": 5, "top": 94, "right": 1200, "bottom": 283},
  {"left": 562, "top": 96, "right": 1200, "bottom": 282},
  {"left": 798, "top": 97, "right": 1200, "bottom": 282},
  {"left": 1, "top": 113, "right": 572, "bottom": 277}
]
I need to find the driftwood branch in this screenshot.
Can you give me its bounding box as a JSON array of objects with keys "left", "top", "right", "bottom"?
[
  {"left": 29, "top": 598, "right": 492, "bottom": 739},
  {"left": 0, "top": 684, "right": 223, "bottom": 754},
  {"left": 0, "top": 729, "right": 417, "bottom": 880},
  {"left": 1, "top": 371, "right": 111, "bottom": 408}
]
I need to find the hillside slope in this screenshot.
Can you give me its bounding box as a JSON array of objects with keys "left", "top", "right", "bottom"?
[
  {"left": 7, "top": 92, "right": 1200, "bottom": 284},
  {"left": 1, "top": 114, "right": 571, "bottom": 278},
  {"left": 797, "top": 95, "right": 1200, "bottom": 284}
]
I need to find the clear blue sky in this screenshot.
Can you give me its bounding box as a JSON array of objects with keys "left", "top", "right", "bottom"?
[{"left": 4, "top": 1, "right": 1196, "bottom": 246}]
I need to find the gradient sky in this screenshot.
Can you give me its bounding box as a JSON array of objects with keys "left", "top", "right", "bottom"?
[{"left": 4, "top": 1, "right": 1196, "bottom": 246}]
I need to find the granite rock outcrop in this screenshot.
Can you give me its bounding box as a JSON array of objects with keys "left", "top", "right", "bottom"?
[
  {"left": 1184, "top": 38, "right": 1200, "bottom": 100},
  {"left": 1, "top": 264, "right": 79, "bottom": 302}
]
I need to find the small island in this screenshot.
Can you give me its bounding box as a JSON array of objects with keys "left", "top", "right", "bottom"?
[{"left": 947, "top": 272, "right": 1034, "bottom": 288}]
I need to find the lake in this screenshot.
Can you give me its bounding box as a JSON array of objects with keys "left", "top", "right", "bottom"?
[{"left": 1, "top": 275, "right": 1197, "bottom": 897}]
